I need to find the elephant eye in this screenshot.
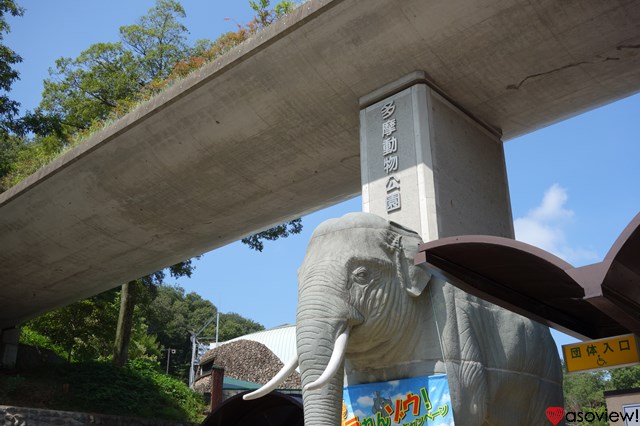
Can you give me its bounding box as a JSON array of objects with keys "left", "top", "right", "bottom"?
[{"left": 353, "top": 267, "right": 370, "bottom": 283}]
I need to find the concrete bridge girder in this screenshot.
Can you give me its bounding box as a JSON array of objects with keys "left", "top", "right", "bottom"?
[{"left": 0, "top": 0, "right": 639, "bottom": 329}]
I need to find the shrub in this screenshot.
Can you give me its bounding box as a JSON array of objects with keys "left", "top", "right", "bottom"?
[
  {"left": 19, "top": 326, "right": 68, "bottom": 360},
  {"left": 18, "top": 360, "right": 208, "bottom": 422}
]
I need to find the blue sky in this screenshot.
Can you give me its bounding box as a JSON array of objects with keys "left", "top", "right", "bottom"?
[{"left": 7, "top": 1, "right": 640, "bottom": 352}]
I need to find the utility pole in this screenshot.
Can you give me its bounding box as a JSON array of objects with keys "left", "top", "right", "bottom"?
[
  {"left": 215, "top": 311, "right": 220, "bottom": 345},
  {"left": 189, "top": 312, "right": 218, "bottom": 389},
  {"left": 189, "top": 334, "right": 197, "bottom": 388},
  {"left": 165, "top": 348, "right": 175, "bottom": 374}
]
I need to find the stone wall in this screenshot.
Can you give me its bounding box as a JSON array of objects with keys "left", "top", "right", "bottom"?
[{"left": 0, "top": 405, "right": 199, "bottom": 426}]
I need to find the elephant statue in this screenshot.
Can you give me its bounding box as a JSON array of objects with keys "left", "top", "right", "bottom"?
[{"left": 246, "top": 212, "right": 563, "bottom": 425}]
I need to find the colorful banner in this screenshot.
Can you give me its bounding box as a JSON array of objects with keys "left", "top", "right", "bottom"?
[{"left": 342, "top": 374, "right": 455, "bottom": 426}]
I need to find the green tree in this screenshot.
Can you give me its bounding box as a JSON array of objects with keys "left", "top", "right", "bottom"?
[
  {"left": 26, "top": 281, "right": 168, "bottom": 365},
  {"left": 610, "top": 365, "right": 640, "bottom": 390},
  {"left": 26, "top": 290, "right": 119, "bottom": 362},
  {"left": 145, "top": 284, "right": 264, "bottom": 378},
  {"left": 562, "top": 364, "right": 640, "bottom": 426},
  {"left": 0, "top": 133, "right": 65, "bottom": 191},
  {"left": 241, "top": 218, "right": 302, "bottom": 251},
  {"left": 0, "top": 0, "right": 27, "bottom": 189},
  {"left": 563, "top": 368, "right": 609, "bottom": 426},
  {"left": 113, "top": 260, "right": 195, "bottom": 367},
  {"left": 0, "top": 134, "right": 23, "bottom": 180},
  {"left": 37, "top": 0, "right": 191, "bottom": 140},
  {"left": 217, "top": 312, "right": 264, "bottom": 342},
  {"left": 249, "top": 0, "right": 295, "bottom": 28},
  {"left": 40, "top": 43, "right": 142, "bottom": 134},
  {"left": 0, "top": 0, "right": 23, "bottom": 135},
  {"left": 23, "top": 277, "right": 266, "bottom": 378},
  {"left": 120, "top": 0, "right": 189, "bottom": 82},
  {"left": 564, "top": 369, "right": 608, "bottom": 412}
]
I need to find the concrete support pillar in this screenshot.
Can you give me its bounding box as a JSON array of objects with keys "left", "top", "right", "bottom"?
[
  {"left": 1, "top": 327, "right": 20, "bottom": 369},
  {"left": 360, "top": 72, "right": 513, "bottom": 240},
  {"left": 357, "top": 73, "right": 563, "bottom": 424}
]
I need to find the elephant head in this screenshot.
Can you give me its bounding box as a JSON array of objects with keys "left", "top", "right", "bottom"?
[{"left": 245, "top": 212, "right": 433, "bottom": 425}]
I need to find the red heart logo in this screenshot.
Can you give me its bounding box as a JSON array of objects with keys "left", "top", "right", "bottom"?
[{"left": 546, "top": 407, "right": 564, "bottom": 425}]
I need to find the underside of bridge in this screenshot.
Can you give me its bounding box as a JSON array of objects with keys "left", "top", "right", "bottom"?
[{"left": 1, "top": 0, "right": 639, "bottom": 329}]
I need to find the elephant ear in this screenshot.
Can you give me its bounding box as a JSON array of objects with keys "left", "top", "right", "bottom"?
[{"left": 388, "top": 221, "right": 433, "bottom": 297}]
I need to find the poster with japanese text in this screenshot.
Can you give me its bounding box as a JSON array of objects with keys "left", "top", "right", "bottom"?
[{"left": 342, "top": 374, "right": 455, "bottom": 426}]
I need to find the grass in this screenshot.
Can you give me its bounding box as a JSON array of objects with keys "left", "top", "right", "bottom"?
[{"left": 0, "top": 358, "right": 205, "bottom": 422}]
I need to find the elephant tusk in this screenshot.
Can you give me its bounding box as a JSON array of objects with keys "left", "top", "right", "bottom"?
[
  {"left": 304, "top": 327, "right": 350, "bottom": 392},
  {"left": 243, "top": 356, "right": 299, "bottom": 400}
]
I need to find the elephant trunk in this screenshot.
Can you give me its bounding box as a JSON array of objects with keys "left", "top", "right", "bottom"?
[{"left": 297, "top": 286, "right": 353, "bottom": 426}]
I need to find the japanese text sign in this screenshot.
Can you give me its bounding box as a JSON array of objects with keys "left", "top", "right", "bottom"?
[
  {"left": 563, "top": 334, "right": 640, "bottom": 374},
  {"left": 342, "top": 374, "right": 455, "bottom": 426}
]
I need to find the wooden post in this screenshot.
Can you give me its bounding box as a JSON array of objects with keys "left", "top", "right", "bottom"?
[{"left": 211, "top": 365, "right": 225, "bottom": 411}]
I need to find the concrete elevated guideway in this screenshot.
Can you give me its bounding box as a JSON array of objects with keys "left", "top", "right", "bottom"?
[{"left": 1, "top": 0, "right": 639, "bottom": 329}]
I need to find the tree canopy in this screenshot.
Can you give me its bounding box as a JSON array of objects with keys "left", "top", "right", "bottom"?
[
  {"left": 563, "top": 363, "right": 640, "bottom": 426},
  {"left": 38, "top": 0, "right": 191, "bottom": 139},
  {"left": 24, "top": 282, "right": 264, "bottom": 379},
  {"left": 120, "top": 0, "right": 190, "bottom": 82},
  {"left": 0, "top": 0, "right": 25, "bottom": 182},
  {"left": 112, "top": 259, "right": 196, "bottom": 367},
  {"left": 40, "top": 42, "right": 142, "bottom": 133},
  {"left": 0, "top": 0, "right": 23, "bottom": 135}
]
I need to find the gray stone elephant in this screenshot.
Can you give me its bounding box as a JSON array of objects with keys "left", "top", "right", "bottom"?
[{"left": 246, "top": 212, "right": 563, "bottom": 425}]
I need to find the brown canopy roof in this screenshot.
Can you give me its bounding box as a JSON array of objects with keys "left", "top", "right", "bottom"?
[{"left": 415, "top": 212, "right": 640, "bottom": 340}]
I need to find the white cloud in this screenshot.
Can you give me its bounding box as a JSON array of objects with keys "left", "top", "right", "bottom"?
[
  {"left": 514, "top": 184, "right": 598, "bottom": 265},
  {"left": 354, "top": 409, "right": 367, "bottom": 418},
  {"left": 432, "top": 392, "right": 451, "bottom": 406},
  {"left": 357, "top": 396, "right": 374, "bottom": 407},
  {"left": 529, "top": 183, "right": 573, "bottom": 221}
]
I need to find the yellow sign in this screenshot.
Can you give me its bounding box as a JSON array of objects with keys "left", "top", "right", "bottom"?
[{"left": 563, "top": 334, "right": 640, "bottom": 374}]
